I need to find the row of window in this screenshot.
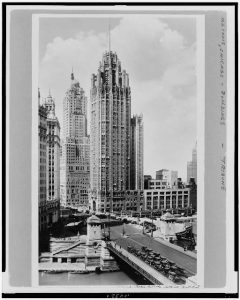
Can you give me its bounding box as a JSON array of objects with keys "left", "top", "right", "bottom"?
[
  {"left": 39, "top": 144, "right": 46, "bottom": 150},
  {"left": 150, "top": 182, "right": 168, "bottom": 186},
  {"left": 147, "top": 195, "right": 188, "bottom": 200},
  {"left": 146, "top": 200, "right": 188, "bottom": 208},
  {"left": 68, "top": 166, "right": 89, "bottom": 171},
  {"left": 67, "top": 189, "right": 88, "bottom": 194},
  {"left": 146, "top": 190, "right": 189, "bottom": 195}
]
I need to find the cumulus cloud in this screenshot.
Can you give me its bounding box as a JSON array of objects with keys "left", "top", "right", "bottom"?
[{"left": 39, "top": 16, "right": 197, "bottom": 180}]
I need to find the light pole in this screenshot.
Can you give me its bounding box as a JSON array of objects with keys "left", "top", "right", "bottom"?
[
  {"left": 108, "top": 211, "right": 111, "bottom": 240},
  {"left": 122, "top": 223, "right": 125, "bottom": 236}
]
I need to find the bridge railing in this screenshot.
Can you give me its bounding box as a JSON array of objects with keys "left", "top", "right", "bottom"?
[{"left": 107, "top": 242, "right": 171, "bottom": 286}]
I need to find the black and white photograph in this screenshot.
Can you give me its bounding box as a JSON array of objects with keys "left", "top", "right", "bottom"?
[
  {"left": 2, "top": 2, "right": 237, "bottom": 297},
  {"left": 36, "top": 12, "right": 200, "bottom": 288}
]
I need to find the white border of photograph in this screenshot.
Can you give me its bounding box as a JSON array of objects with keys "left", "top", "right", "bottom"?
[{"left": 2, "top": 4, "right": 236, "bottom": 295}]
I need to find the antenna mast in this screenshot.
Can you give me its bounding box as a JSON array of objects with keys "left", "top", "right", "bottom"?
[
  {"left": 71, "top": 67, "right": 74, "bottom": 81},
  {"left": 108, "top": 18, "right": 111, "bottom": 52}
]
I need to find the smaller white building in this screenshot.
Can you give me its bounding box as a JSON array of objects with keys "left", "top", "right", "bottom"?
[
  {"left": 39, "top": 214, "right": 119, "bottom": 272},
  {"left": 154, "top": 212, "right": 195, "bottom": 241}
]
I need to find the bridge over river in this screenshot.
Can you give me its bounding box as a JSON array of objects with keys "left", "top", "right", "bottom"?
[{"left": 106, "top": 224, "right": 197, "bottom": 286}]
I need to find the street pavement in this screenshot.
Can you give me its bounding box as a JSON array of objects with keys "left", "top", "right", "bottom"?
[{"left": 109, "top": 224, "right": 197, "bottom": 275}]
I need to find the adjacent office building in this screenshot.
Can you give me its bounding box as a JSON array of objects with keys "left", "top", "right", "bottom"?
[
  {"left": 130, "top": 114, "right": 144, "bottom": 190},
  {"left": 39, "top": 90, "right": 61, "bottom": 230},
  {"left": 90, "top": 51, "right": 131, "bottom": 212},
  {"left": 124, "top": 190, "right": 144, "bottom": 213},
  {"left": 60, "top": 72, "right": 90, "bottom": 209},
  {"left": 187, "top": 142, "right": 197, "bottom": 184},
  {"left": 188, "top": 177, "right": 197, "bottom": 210},
  {"left": 45, "top": 92, "right": 61, "bottom": 224}
]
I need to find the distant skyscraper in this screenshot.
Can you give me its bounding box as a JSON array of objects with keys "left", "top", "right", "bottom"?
[
  {"left": 44, "top": 92, "right": 61, "bottom": 223},
  {"left": 90, "top": 51, "right": 131, "bottom": 212},
  {"left": 130, "top": 114, "right": 144, "bottom": 190},
  {"left": 187, "top": 142, "right": 197, "bottom": 183},
  {"left": 60, "top": 72, "right": 90, "bottom": 209}
]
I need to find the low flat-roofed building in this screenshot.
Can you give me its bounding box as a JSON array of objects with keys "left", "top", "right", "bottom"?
[{"left": 143, "top": 188, "right": 190, "bottom": 211}]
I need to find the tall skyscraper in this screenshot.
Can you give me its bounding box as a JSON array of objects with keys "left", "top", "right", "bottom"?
[
  {"left": 60, "top": 72, "right": 90, "bottom": 209},
  {"left": 90, "top": 51, "right": 131, "bottom": 212},
  {"left": 187, "top": 142, "right": 197, "bottom": 183},
  {"left": 44, "top": 92, "right": 61, "bottom": 223},
  {"left": 38, "top": 90, "right": 47, "bottom": 231},
  {"left": 130, "top": 114, "right": 144, "bottom": 190}
]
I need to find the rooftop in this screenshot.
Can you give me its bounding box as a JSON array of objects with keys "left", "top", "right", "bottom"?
[{"left": 87, "top": 214, "right": 101, "bottom": 224}]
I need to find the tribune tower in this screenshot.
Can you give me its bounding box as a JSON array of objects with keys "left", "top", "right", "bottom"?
[{"left": 90, "top": 51, "right": 131, "bottom": 212}]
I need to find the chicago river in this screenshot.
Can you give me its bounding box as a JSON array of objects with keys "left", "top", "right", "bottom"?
[{"left": 39, "top": 220, "right": 196, "bottom": 286}]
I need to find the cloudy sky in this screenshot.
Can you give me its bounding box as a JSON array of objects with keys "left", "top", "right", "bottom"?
[{"left": 38, "top": 15, "right": 197, "bottom": 181}]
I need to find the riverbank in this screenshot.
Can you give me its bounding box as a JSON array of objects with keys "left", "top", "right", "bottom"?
[
  {"left": 39, "top": 270, "right": 137, "bottom": 286},
  {"left": 39, "top": 262, "right": 120, "bottom": 273}
]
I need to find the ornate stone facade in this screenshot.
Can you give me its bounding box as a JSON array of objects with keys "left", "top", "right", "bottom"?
[
  {"left": 45, "top": 93, "right": 61, "bottom": 223},
  {"left": 90, "top": 51, "right": 131, "bottom": 212},
  {"left": 38, "top": 95, "right": 48, "bottom": 231}
]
